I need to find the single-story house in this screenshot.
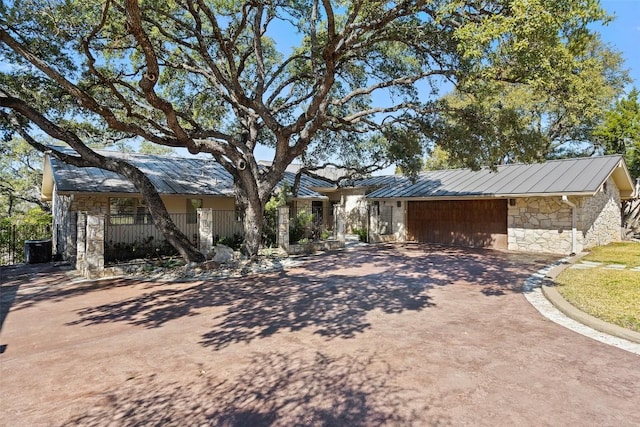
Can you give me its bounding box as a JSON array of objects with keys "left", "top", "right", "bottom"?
[
  {"left": 41, "top": 149, "right": 335, "bottom": 261},
  {"left": 364, "top": 155, "right": 636, "bottom": 255},
  {"left": 42, "top": 148, "right": 636, "bottom": 262}
]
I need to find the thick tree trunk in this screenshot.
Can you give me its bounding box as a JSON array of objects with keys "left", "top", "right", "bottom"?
[
  {"left": 235, "top": 175, "right": 265, "bottom": 257},
  {"left": 145, "top": 192, "right": 205, "bottom": 263},
  {"left": 1, "top": 96, "right": 205, "bottom": 264},
  {"left": 241, "top": 198, "right": 265, "bottom": 257},
  {"left": 121, "top": 164, "right": 205, "bottom": 263}
]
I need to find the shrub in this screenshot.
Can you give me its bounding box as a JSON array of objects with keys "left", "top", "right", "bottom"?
[
  {"left": 290, "top": 209, "right": 313, "bottom": 243},
  {"left": 216, "top": 233, "right": 243, "bottom": 251},
  {"left": 263, "top": 187, "right": 289, "bottom": 247},
  {"left": 352, "top": 227, "right": 368, "bottom": 242}
]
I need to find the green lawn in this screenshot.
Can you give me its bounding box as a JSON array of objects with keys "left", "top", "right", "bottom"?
[{"left": 555, "top": 242, "right": 640, "bottom": 333}]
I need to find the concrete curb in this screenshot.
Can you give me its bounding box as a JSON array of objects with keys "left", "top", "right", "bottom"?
[
  {"left": 523, "top": 254, "right": 640, "bottom": 355},
  {"left": 541, "top": 253, "right": 640, "bottom": 344},
  {"left": 541, "top": 285, "right": 640, "bottom": 344}
]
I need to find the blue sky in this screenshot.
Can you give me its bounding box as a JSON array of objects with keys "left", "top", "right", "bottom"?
[
  {"left": 253, "top": 1, "right": 640, "bottom": 165},
  {"left": 598, "top": 0, "right": 640, "bottom": 89}
]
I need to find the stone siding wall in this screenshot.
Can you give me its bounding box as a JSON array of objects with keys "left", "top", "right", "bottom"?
[
  {"left": 508, "top": 178, "right": 622, "bottom": 254},
  {"left": 342, "top": 190, "right": 368, "bottom": 232},
  {"left": 52, "top": 193, "right": 107, "bottom": 263},
  {"left": 369, "top": 199, "right": 406, "bottom": 242},
  {"left": 579, "top": 177, "right": 621, "bottom": 248},
  {"left": 52, "top": 186, "right": 75, "bottom": 261},
  {"left": 70, "top": 195, "right": 109, "bottom": 214},
  {"left": 508, "top": 197, "right": 574, "bottom": 254}
]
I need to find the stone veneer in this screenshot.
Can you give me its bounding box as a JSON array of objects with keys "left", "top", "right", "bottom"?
[
  {"left": 51, "top": 186, "right": 74, "bottom": 261},
  {"left": 508, "top": 197, "right": 573, "bottom": 254},
  {"left": 369, "top": 200, "right": 406, "bottom": 243},
  {"left": 70, "top": 194, "right": 109, "bottom": 214},
  {"left": 579, "top": 177, "right": 621, "bottom": 248},
  {"left": 508, "top": 177, "right": 622, "bottom": 254},
  {"left": 52, "top": 192, "right": 109, "bottom": 262}
]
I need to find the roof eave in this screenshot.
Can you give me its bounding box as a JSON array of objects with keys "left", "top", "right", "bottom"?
[
  {"left": 365, "top": 191, "right": 598, "bottom": 200},
  {"left": 309, "top": 186, "right": 338, "bottom": 193},
  {"left": 609, "top": 159, "right": 636, "bottom": 199}
]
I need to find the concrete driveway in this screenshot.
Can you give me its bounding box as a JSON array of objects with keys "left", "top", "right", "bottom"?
[{"left": 1, "top": 244, "right": 639, "bottom": 426}]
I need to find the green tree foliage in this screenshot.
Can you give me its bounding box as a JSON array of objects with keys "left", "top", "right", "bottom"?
[
  {"left": 263, "top": 184, "right": 289, "bottom": 247},
  {"left": 594, "top": 88, "right": 640, "bottom": 179},
  {"left": 17, "top": 207, "right": 52, "bottom": 227},
  {"left": 0, "top": 137, "right": 49, "bottom": 217},
  {"left": 430, "top": 36, "right": 628, "bottom": 169},
  {"left": 0, "top": 0, "right": 618, "bottom": 257},
  {"left": 423, "top": 145, "right": 465, "bottom": 171},
  {"left": 138, "top": 140, "right": 175, "bottom": 156}
]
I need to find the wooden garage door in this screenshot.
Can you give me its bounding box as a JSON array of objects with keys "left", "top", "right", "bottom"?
[{"left": 407, "top": 200, "right": 507, "bottom": 249}]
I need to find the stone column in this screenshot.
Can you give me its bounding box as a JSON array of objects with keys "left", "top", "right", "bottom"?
[
  {"left": 85, "top": 214, "right": 105, "bottom": 277},
  {"left": 198, "top": 208, "right": 213, "bottom": 256},
  {"left": 334, "top": 205, "right": 346, "bottom": 245},
  {"left": 67, "top": 211, "right": 78, "bottom": 264},
  {"left": 278, "top": 206, "right": 290, "bottom": 252},
  {"left": 76, "top": 212, "right": 87, "bottom": 271}
]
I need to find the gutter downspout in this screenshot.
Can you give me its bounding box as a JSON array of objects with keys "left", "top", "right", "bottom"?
[{"left": 562, "top": 195, "right": 577, "bottom": 255}]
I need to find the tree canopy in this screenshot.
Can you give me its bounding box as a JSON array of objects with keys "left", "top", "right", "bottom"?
[
  {"left": 0, "top": 137, "right": 49, "bottom": 217},
  {"left": 427, "top": 35, "right": 628, "bottom": 169},
  {"left": 0, "top": 0, "right": 621, "bottom": 258},
  {"left": 594, "top": 88, "right": 640, "bottom": 179}
]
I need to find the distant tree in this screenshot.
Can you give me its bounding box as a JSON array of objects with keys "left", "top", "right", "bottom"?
[
  {"left": 593, "top": 88, "right": 640, "bottom": 234},
  {"left": 0, "top": 0, "right": 617, "bottom": 259},
  {"left": 0, "top": 137, "right": 49, "bottom": 217},
  {"left": 430, "top": 36, "right": 628, "bottom": 169},
  {"left": 138, "top": 140, "right": 175, "bottom": 156},
  {"left": 423, "top": 145, "right": 465, "bottom": 171},
  {"left": 594, "top": 88, "right": 640, "bottom": 179}
]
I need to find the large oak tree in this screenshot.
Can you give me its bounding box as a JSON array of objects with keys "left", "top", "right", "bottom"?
[
  {"left": 0, "top": 0, "right": 615, "bottom": 259},
  {"left": 429, "top": 35, "right": 628, "bottom": 169}
]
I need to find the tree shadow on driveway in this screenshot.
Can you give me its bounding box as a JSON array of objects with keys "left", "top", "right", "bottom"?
[
  {"left": 67, "top": 245, "right": 558, "bottom": 350},
  {"left": 66, "top": 350, "right": 447, "bottom": 426}
]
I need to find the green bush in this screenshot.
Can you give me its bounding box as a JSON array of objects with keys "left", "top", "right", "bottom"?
[
  {"left": 263, "top": 186, "right": 289, "bottom": 247},
  {"left": 290, "top": 209, "right": 313, "bottom": 243},
  {"left": 21, "top": 208, "right": 53, "bottom": 227},
  {"left": 216, "top": 233, "right": 244, "bottom": 251},
  {"left": 352, "top": 227, "right": 368, "bottom": 242}
]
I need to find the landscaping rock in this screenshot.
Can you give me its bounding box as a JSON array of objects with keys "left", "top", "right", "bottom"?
[
  {"left": 202, "top": 260, "right": 221, "bottom": 270},
  {"left": 212, "top": 244, "right": 234, "bottom": 263}
]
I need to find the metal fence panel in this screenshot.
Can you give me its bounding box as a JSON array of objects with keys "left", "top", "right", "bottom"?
[
  {"left": 104, "top": 211, "right": 242, "bottom": 263},
  {"left": 0, "top": 223, "right": 52, "bottom": 266}
]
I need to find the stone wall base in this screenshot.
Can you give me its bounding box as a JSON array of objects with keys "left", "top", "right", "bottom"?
[
  {"left": 288, "top": 240, "right": 344, "bottom": 255},
  {"left": 369, "top": 234, "right": 397, "bottom": 243}
]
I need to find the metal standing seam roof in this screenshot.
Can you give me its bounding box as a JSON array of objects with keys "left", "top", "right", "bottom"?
[
  {"left": 350, "top": 175, "right": 403, "bottom": 188},
  {"left": 275, "top": 171, "right": 333, "bottom": 199},
  {"left": 49, "top": 149, "right": 333, "bottom": 199},
  {"left": 366, "top": 155, "right": 633, "bottom": 199}
]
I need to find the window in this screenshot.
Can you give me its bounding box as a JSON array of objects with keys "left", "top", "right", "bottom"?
[
  {"left": 109, "top": 198, "right": 150, "bottom": 224},
  {"left": 312, "top": 201, "right": 324, "bottom": 225},
  {"left": 187, "top": 198, "right": 203, "bottom": 224},
  {"left": 379, "top": 205, "right": 393, "bottom": 235}
]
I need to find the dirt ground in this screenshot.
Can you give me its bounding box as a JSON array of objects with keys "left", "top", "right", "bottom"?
[{"left": 1, "top": 244, "right": 639, "bottom": 426}]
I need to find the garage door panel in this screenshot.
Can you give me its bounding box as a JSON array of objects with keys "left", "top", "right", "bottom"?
[{"left": 407, "top": 200, "right": 507, "bottom": 249}]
